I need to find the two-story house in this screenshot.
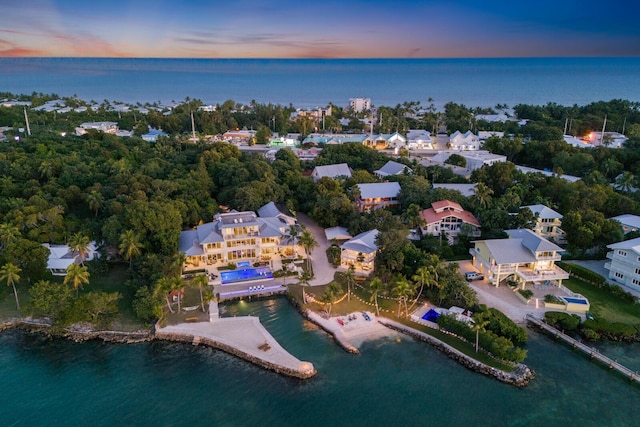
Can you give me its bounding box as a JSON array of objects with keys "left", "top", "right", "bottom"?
[
  {"left": 605, "top": 237, "right": 640, "bottom": 293},
  {"left": 522, "top": 204, "right": 566, "bottom": 244},
  {"left": 419, "top": 200, "right": 481, "bottom": 244},
  {"left": 448, "top": 130, "right": 480, "bottom": 151},
  {"left": 355, "top": 182, "right": 401, "bottom": 213},
  {"left": 340, "top": 229, "right": 379, "bottom": 274},
  {"left": 470, "top": 228, "right": 568, "bottom": 287}
]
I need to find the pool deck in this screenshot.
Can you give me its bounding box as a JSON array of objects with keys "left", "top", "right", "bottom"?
[{"left": 156, "top": 316, "right": 316, "bottom": 379}]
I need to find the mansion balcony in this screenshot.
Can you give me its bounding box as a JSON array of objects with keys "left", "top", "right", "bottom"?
[{"left": 515, "top": 265, "right": 569, "bottom": 282}]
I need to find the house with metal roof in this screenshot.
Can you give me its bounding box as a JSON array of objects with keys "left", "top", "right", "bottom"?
[
  {"left": 178, "top": 210, "right": 298, "bottom": 270},
  {"left": 374, "top": 160, "right": 412, "bottom": 178},
  {"left": 311, "top": 163, "right": 352, "bottom": 182},
  {"left": 340, "top": 229, "right": 379, "bottom": 274},
  {"left": 43, "top": 242, "right": 100, "bottom": 276},
  {"left": 605, "top": 237, "right": 640, "bottom": 293},
  {"left": 355, "top": 182, "right": 401, "bottom": 213},
  {"left": 419, "top": 200, "right": 481, "bottom": 244},
  {"left": 610, "top": 214, "right": 640, "bottom": 235},
  {"left": 522, "top": 204, "right": 566, "bottom": 244},
  {"left": 432, "top": 183, "right": 477, "bottom": 197},
  {"left": 448, "top": 130, "right": 480, "bottom": 151},
  {"left": 406, "top": 129, "right": 434, "bottom": 150},
  {"left": 469, "top": 228, "right": 568, "bottom": 287}
]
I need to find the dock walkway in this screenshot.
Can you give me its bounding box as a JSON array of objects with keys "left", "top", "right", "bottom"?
[{"left": 526, "top": 314, "right": 640, "bottom": 384}]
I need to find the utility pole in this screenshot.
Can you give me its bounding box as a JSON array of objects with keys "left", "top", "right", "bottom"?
[{"left": 24, "top": 107, "right": 31, "bottom": 136}]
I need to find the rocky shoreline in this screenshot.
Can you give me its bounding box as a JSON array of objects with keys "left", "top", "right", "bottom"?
[
  {"left": 0, "top": 319, "right": 152, "bottom": 343},
  {"left": 378, "top": 319, "right": 535, "bottom": 388}
]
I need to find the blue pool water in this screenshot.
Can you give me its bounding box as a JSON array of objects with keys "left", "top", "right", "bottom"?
[
  {"left": 221, "top": 267, "right": 273, "bottom": 284},
  {"left": 237, "top": 261, "right": 251, "bottom": 267},
  {"left": 562, "top": 297, "right": 589, "bottom": 305}
]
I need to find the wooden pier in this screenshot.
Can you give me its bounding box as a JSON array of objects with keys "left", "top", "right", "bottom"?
[{"left": 526, "top": 314, "right": 640, "bottom": 384}]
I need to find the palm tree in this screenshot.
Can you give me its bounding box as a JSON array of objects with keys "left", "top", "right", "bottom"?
[
  {"left": 171, "top": 277, "right": 185, "bottom": 313},
  {"left": 298, "top": 228, "right": 319, "bottom": 272},
  {"left": 0, "top": 223, "right": 20, "bottom": 250},
  {"left": 392, "top": 275, "right": 415, "bottom": 318},
  {"left": 68, "top": 232, "right": 91, "bottom": 266},
  {"left": 154, "top": 277, "right": 175, "bottom": 314},
  {"left": 64, "top": 263, "right": 90, "bottom": 297},
  {"left": 368, "top": 277, "right": 384, "bottom": 316},
  {"left": 473, "top": 182, "right": 494, "bottom": 210},
  {"left": 473, "top": 319, "right": 489, "bottom": 353},
  {"left": 298, "top": 270, "right": 313, "bottom": 304},
  {"left": 119, "top": 230, "right": 143, "bottom": 267},
  {"left": 344, "top": 264, "right": 355, "bottom": 301},
  {"left": 286, "top": 225, "right": 300, "bottom": 260},
  {"left": 616, "top": 171, "right": 636, "bottom": 193},
  {"left": 192, "top": 273, "right": 209, "bottom": 312},
  {"left": 409, "top": 262, "right": 438, "bottom": 311},
  {"left": 0, "top": 262, "right": 22, "bottom": 310},
  {"left": 87, "top": 190, "right": 104, "bottom": 217},
  {"left": 321, "top": 282, "right": 342, "bottom": 317}
]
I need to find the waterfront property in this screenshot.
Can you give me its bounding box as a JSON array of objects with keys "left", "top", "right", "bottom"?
[
  {"left": 220, "top": 267, "right": 274, "bottom": 284},
  {"left": 340, "top": 229, "right": 379, "bottom": 274},
  {"left": 522, "top": 204, "right": 566, "bottom": 244},
  {"left": 178, "top": 208, "right": 300, "bottom": 272},
  {"left": 419, "top": 200, "right": 481, "bottom": 244},
  {"left": 355, "top": 182, "right": 401, "bottom": 213},
  {"left": 470, "top": 229, "right": 569, "bottom": 287},
  {"left": 43, "top": 241, "right": 100, "bottom": 276},
  {"left": 604, "top": 237, "right": 640, "bottom": 293}
]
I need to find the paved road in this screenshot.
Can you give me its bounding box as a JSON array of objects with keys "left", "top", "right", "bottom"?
[{"left": 297, "top": 212, "right": 337, "bottom": 286}]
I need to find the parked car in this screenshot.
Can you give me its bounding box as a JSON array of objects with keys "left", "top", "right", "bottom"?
[{"left": 465, "top": 272, "right": 484, "bottom": 281}]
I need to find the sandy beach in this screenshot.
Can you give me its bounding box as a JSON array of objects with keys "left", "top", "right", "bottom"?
[{"left": 306, "top": 310, "right": 399, "bottom": 350}]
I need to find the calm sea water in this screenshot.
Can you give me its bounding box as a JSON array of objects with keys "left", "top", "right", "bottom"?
[
  {"left": 1, "top": 57, "right": 639, "bottom": 109},
  {"left": 1, "top": 297, "right": 639, "bottom": 427}
]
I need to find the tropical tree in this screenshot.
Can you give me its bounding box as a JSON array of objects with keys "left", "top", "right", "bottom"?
[
  {"left": 192, "top": 273, "right": 209, "bottom": 312},
  {"left": 0, "top": 223, "right": 20, "bottom": 250},
  {"left": 87, "top": 190, "right": 104, "bottom": 217},
  {"left": 286, "top": 225, "right": 300, "bottom": 259},
  {"left": 473, "top": 319, "right": 489, "bottom": 353},
  {"left": 154, "top": 277, "right": 175, "bottom": 314},
  {"left": 68, "top": 232, "right": 91, "bottom": 266},
  {"left": 392, "top": 275, "right": 415, "bottom": 318},
  {"left": 298, "top": 270, "right": 313, "bottom": 303},
  {"left": 171, "top": 276, "right": 185, "bottom": 313},
  {"left": 64, "top": 263, "right": 90, "bottom": 297},
  {"left": 615, "top": 171, "right": 636, "bottom": 193},
  {"left": 344, "top": 264, "right": 355, "bottom": 302},
  {"left": 119, "top": 229, "right": 143, "bottom": 267},
  {"left": 473, "top": 182, "right": 494, "bottom": 210},
  {"left": 321, "top": 282, "right": 342, "bottom": 317},
  {"left": 368, "top": 277, "right": 384, "bottom": 316},
  {"left": 409, "top": 259, "right": 439, "bottom": 311},
  {"left": 298, "top": 228, "right": 319, "bottom": 271},
  {"left": 0, "top": 262, "right": 22, "bottom": 310}
]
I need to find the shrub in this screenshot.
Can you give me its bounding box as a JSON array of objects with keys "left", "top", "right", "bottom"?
[
  {"left": 475, "top": 307, "right": 528, "bottom": 345},
  {"left": 326, "top": 245, "right": 341, "bottom": 267},
  {"left": 545, "top": 311, "right": 581, "bottom": 331},
  {"left": 544, "top": 294, "right": 565, "bottom": 304},
  {"left": 518, "top": 289, "right": 534, "bottom": 300},
  {"left": 557, "top": 262, "right": 606, "bottom": 287},
  {"left": 582, "top": 319, "right": 638, "bottom": 341}
]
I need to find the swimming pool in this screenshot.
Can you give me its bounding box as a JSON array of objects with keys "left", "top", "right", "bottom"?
[
  {"left": 561, "top": 296, "right": 589, "bottom": 305},
  {"left": 237, "top": 261, "right": 251, "bottom": 268},
  {"left": 221, "top": 267, "right": 273, "bottom": 284}
]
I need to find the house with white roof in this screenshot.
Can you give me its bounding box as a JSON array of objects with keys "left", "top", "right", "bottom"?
[
  {"left": 43, "top": 242, "right": 99, "bottom": 276},
  {"left": 587, "top": 131, "right": 628, "bottom": 148},
  {"left": 419, "top": 200, "right": 481, "bottom": 244},
  {"left": 522, "top": 204, "right": 566, "bottom": 244},
  {"left": 257, "top": 202, "right": 297, "bottom": 226},
  {"left": 179, "top": 210, "right": 299, "bottom": 271},
  {"left": 311, "top": 163, "right": 352, "bottom": 182},
  {"left": 349, "top": 98, "right": 371, "bottom": 113},
  {"left": 605, "top": 237, "right": 640, "bottom": 293},
  {"left": 340, "top": 229, "right": 379, "bottom": 274},
  {"left": 75, "top": 122, "right": 118, "bottom": 136},
  {"left": 448, "top": 131, "right": 480, "bottom": 151},
  {"left": 611, "top": 214, "right": 640, "bottom": 235},
  {"left": 477, "top": 131, "right": 505, "bottom": 141},
  {"left": 563, "top": 135, "right": 593, "bottom": 148},
  {"left": 470, "top": 229, "right": 568, "bottom": 287},
  {"left": 406, "top": 129, "right": 434, "bottom": 150},
  {"left": 475, "top": 112, "right": 510, "bottom": 123},
  {"left": 430, "top": 150, "right": 506, "bottom": 171},
  {"left": 374, "top": 160, "right": 412, "bottom": 178},
  {"left": 325, "top": 226, "right": 352, "bottom": 242},
  {"left": 355, "top": 182, "right": 401, "bottom": 212}
]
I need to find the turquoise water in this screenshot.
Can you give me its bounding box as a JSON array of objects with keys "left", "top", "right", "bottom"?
[
  {"left": 1, "top": 297, "right": 639, "bottom": 426},
  {"left": 220, "top": 267, "right": 274, "bottom": 284},
  {"left": 1, "top": 57, "right": 639, "bottom": 109}
]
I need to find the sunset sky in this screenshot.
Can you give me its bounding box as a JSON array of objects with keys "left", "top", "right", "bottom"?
[{"left": 1, "top": 0, "right": 639, "bottom": 58}]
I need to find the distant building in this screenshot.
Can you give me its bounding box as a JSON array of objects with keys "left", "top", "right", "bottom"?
[
  {"left": 611, "top": 214, "right": 640, "bottom": 235},
  {"left": 374, "top": 160, "right": 412, "bottom": 178},
  {"left": 477, "top": 131, "right": 505, "bottom": 141},
  {"left": 222, "top": 130, "right": 256, "bottom": 144},
  {"left": 431, "top": 150, "right": 506, "bottom": 171},
  {"left": 522, "top": 204, "right": 566, "bottom": 244},
  {"left": 406, "top": 129, "right": 434, "bottom": 150},
  {"left": 586, "top": 131, "right": 628, "bottom": 148},
  {"left": 355, "top": 182, "right": 401, "bottom": 213},
  {"left": 432, "top": 183, "right": 477, "bottom": 197},
  {"left": 349, "top": 98, "right": 371, "bottom": 113},
  {"left": 448, "top": 131, "right": 480, "bottom": 151},
  {"left": 75, "top": 121, "right": 119, "bottom": 135},
  {"left": 142, "top": 129, "right": 168, "bottom": 142},
  {"left": 311, "top": 163, "right": 352, "bottom": 182}
]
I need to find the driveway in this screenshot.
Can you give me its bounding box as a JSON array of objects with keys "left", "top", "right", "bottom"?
[{"left": 297, "top": 212, "right": 337, "bottom": 286}]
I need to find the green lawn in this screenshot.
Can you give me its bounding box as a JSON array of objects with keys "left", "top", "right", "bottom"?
[
  {"left": 563, "top": 277, "right": 640, "bottom": 326},
  {"left": 291, "top": 279, "right": 516, "bottom": 372}
]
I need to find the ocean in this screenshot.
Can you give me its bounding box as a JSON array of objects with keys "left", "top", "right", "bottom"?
[
  {"left": 1, "top": 297, "right": 639, "bottom": 426},
  {"left": 1, "top": 57, "right": 640, "bottom": 109}
]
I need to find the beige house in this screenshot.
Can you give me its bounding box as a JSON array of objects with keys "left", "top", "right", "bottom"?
[
  {"left": 355, "top": 182, "right": 401, "bottom": 213},
  {"left": 419, "top": 200, "right": 481, "bottom": 244},
  {"left": 470, "top": 229, "right": 568, "bottom": 287},
  {"left": 340, "top": 229, "right": 379, "bottom": 274}
]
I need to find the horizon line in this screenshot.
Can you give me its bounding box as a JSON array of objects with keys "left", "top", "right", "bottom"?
[{"left": 2, "top": 55, "right": 640, "bottom": 60}]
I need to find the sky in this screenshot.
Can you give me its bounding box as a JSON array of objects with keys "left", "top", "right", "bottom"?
[{"left": 1, "top": 0, "right": 640, "bottom": 58}]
